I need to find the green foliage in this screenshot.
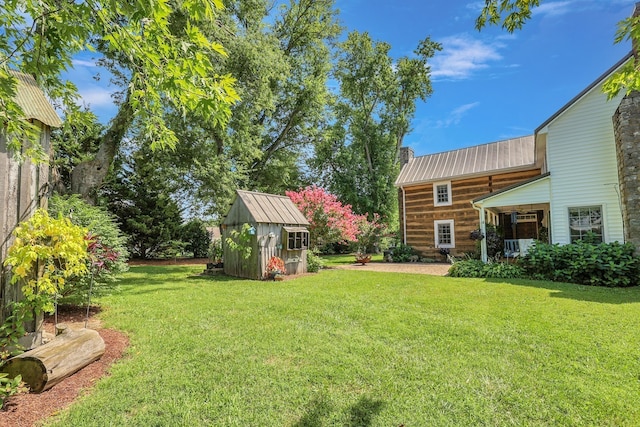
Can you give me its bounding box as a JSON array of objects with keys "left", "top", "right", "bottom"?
[
  {"left": 182, "top": 219, "right": 211, "bottom": 258},
  {"left": 225, "top": 224, "right": 254, "bottom": 260},
  {"left": 208, "top": 238, "right": 223, "bottom": 263},
  {"left": 1, "top": 0, "right": 237, "bottom": 157},
  {"left": 48, "top": 194, "right": 129, "bottom": 304},
  {"left": 390, "top": 243, "right": 415, "bottom": 263},
  {"left": 306, "top": 250, "right": 325, "bottom": 273},
  {"left": 3, "top": 210, "right": 90, "bottom": 314},
  {"left": 0, "top": 301, "right": 30, "bottom": 358},
  {"left": 104, "top": 147, "right": 184, "bottom": 259},
  {"left": 311, "top": 31, "right": 441, "bottom": 224},
  {"left": 448, "top": 259, "right": 525, "bottom": 279},
  {"left": 520, "top": 240, "right": 640, "bottom": 287},
  {"left": 0, "top": 372, "right": 28, "bottom": 408}
]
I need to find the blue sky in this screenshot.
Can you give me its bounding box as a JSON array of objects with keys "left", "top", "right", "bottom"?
[
  {"left": 70, "top": 0, "right": 636, "bottom": 156},
  {"left": 336, "top": 0, "right": 635, "bottom": 155}
]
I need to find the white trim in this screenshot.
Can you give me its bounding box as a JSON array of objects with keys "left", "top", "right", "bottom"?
[
  {"left": 433, "top": 181, "right": 452, "bottom": 207},
  {"left": 434, "top": 219, "right": 455, "bottom": 248}
]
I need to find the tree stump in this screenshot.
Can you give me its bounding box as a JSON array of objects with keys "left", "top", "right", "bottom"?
[{"left": 1, "top": 327, "right": 105, "bottom": 393}]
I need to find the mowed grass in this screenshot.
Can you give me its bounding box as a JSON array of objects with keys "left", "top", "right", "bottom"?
[{"left": 45, "top": 266, "right": 640, "bottom": 426}]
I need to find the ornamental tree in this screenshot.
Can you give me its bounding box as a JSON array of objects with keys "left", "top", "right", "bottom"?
[{"left": 286, "top": 186, "right": 365, "bottom": 249}]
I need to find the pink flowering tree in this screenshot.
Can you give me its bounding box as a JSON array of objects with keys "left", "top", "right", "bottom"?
[{"left": 286, "top": 186, "right": 365, "bottom": 249}]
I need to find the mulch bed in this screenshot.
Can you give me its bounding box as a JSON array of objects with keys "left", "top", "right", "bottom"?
[{"left": 0, "top": 306, "right": 129, "bottom": 427}]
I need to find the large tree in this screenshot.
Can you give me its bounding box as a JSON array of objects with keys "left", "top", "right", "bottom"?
[
  {"left": 311, "top": 31, "right": 440, "bottom": 223},
  {"left": 476, "top": 0, "right": 640, "bottom": 98},
  {"left": 115, "top": 0, "right": 342, "bottom": 218},
  {"left": 1, "top": 0, "right": 238, "bottom": 200}
]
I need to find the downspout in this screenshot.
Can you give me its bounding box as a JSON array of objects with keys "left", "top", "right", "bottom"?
[
  {"left": 401, "top": 186, "right": 407, "bottom": 244},
  {"left": 472, "top": 202, "right": 488, "bottom": 262}
]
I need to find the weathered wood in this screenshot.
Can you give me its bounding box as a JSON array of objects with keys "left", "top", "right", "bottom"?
[{"left": 1, "top": 327, "right": 105, "bottom": 393}]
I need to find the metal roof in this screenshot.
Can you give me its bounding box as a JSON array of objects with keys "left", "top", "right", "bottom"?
[
  {"left": 232, "top": 190, "right": 310, "bottom": 226},
  {"left": 11, "top": 71, "right": 62, "bottom": 128},
  {"left": 395, "top": 135, "right": 536, "bottom": 187}
]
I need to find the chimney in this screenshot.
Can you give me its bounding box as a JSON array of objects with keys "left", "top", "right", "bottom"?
[{"left": 399, "top": 146, "right": 414, "bottom": 167}]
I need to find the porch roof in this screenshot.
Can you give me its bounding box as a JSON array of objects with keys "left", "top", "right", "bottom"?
[{"left": 472, "top": 172, "right": 551, "bottom": 209}]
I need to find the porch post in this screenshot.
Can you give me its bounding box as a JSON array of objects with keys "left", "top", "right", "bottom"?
[
  {"left": 479, "top": 206, "right": 488, "bottom": 262},
  {"left": 472, "top": 202, "right": 488, "bottom": 262}
]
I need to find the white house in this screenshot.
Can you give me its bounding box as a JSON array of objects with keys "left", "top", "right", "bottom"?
[{"left": 472, "top": 53, "right": 632, "bottom": 261}]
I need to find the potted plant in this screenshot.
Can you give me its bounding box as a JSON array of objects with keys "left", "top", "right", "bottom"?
[
  {"left": 354, "top": 252, "right": 372, "bottom": 265},
  {"left": 264, "top": 256, "right": 286, "bottom": 280}
]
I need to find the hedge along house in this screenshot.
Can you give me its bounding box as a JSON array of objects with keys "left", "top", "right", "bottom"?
[
  {"left": 472, "top": 52, "right": 635, "bottom": 262},
  {"left": 222, "top": 190, "right": 310, "bottom": 279},
  {"left": 1, "top": 72, "right": 62, "bottom": 336},
  {"left": 395, "top": 136, "right": 543, "bottom": 259}
]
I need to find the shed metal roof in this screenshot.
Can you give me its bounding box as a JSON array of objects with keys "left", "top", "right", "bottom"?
[
  {"left": 395, "top": 135, "right": 536, "bottom": 187},
  {"left": 11, "top": 71, "right": 62, "bottom": 128},
  {"left": 228, "top": 190, "right": 310, "bottom": 226}
]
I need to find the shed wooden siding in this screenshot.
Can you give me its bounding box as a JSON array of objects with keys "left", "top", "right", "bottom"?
[
  {"left": 1, "top": 124, "right": 52, "bottom": 323},
  {"left": 222, "top": 190, "right": 309, "bottom": 279},
  {"left": 543, "top": 80, "right": 625, "bottom": 244},
  {"left": 400, "top": 168, "right": 541, "bottom": 256}
]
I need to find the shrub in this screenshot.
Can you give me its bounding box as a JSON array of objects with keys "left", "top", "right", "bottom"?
[
  {"left": 520, "top": 240, "right": 640, "bottom": 287},
  {"left": 391, "top": 243, "right": 415, "bottom": 262},
  {"left": 49, "top": 194, "right": 129, "bottom": 304},
  {"left": 182, "top": 219, "right": 211, "bottom": 258},
  {"left": 448, "top": 259, "right": 525, "bottom": 279},
  {"left": 306, "top": 250, "right": 325, "bottom": 273}
]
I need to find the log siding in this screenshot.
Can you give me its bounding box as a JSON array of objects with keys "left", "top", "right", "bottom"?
[{"left": 400, "top": 169, "right": 541, "bottom": 257}]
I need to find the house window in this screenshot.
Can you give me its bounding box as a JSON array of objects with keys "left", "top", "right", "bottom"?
[
  {"left": 568, "top": 206, "right": 603, "bottom": 243},
  {"left": 284, "top": 228, "right": 309, "bottom": 250},
  {"left": 434, "top": 220, "right": 455, "bottom": 248},
  {"left": 433, "top": 181, "right": 452, "bottom": 206}
]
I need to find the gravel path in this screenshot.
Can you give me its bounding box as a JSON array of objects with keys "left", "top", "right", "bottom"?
[{"left": 333, "top": 262, "right": 451, "bottom": 276}]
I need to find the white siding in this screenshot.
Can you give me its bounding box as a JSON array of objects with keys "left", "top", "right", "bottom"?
[
  {"left": 476, "top": 176, "right": 550, "bottom": 209},
  {"left": 544, "top": 83, "right": 625, "bottom": 244}
]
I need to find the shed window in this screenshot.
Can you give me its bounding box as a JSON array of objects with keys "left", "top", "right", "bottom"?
[
  {"left": 433, "top": 181, "right": 452, "bottom": 206},
  {"left": 569, "top": 206, "right": 603, "bottom": 243},
  {"left": 284, "top": 227, "right": 309, "bottom": 250}
]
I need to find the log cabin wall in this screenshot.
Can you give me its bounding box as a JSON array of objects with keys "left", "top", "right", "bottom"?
[{"left": 400, "top": 168, "right": 541, "bottom": 258}]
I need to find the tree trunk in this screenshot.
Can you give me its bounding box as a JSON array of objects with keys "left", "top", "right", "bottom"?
[
  {"left": 1, "top": 327, "right": 105, "bottom": 393},
  {"left": 70, "top": 96, "right": 133, "bottom": 202}
]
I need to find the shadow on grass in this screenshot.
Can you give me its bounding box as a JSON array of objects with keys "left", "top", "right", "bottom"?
[
  {"left": 484, "top": 277, "right": 640, "bottom": 304},
  {"left": 293, "top": 395, "right": 384, "bottom": 427}
]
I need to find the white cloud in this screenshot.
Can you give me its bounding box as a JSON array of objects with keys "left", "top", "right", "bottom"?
[
  {"left": 72, "top": 59, "right": 98, "bottom": 68},
  {"left": 77, "top": 86, "right": 114, "bottom": 108},
  {"left": 431, "top": 35, "right": 504, "bottom": 80},
  {"left": 532, "top": 1, "right": 574, "bottom": 17},
  {"left": 436, "top": 102, "right": 480, "bottom": 128}
]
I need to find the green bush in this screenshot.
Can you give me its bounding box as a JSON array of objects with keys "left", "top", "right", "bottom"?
[
  {"left": 306, "top": 250, "right": 325, "bottom": 273},
  {"left": 182, "top": 219, "right": 211, "bottom": 258},
  {"left": 49, "top": 194, "right": 129, "bottom": 304},
  {"left": 390, "top": 243, "right": 415, "bottom": 262},
  {"left": 520, "top": 240, "right": 640, "bottom": 287},
  {"left": 448, "top": 259, "right": 525, "bottom": 279}
]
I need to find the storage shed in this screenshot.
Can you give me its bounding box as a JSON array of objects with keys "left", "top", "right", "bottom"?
[
  {"left": 222, "top": 190, "right": 310, "bottom": 280},
  {"left": 1, "top": 72, "right": 62, "bottom": 340}
]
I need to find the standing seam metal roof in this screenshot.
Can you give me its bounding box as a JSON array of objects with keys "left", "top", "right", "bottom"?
[
  {"left": 395, "top": 135, "right": 536, "bottom": 186},
  {"left": 11, "top": 71, "right": 62, "bottom": 128},
  {"left": 235, "top": 190, "right": 310, "bottom": 225}
]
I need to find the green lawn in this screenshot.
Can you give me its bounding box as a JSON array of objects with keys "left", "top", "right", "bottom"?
[{"left": 45, "top": 266, "right": 640, "bottom": 426}]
